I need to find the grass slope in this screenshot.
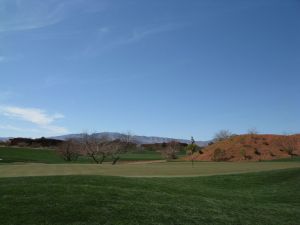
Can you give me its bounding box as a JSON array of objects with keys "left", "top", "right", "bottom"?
[{"left": 0, "top": 168, "right": 299, "bottom": 225}]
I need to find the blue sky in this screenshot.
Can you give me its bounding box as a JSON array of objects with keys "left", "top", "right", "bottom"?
[{"left": 0, "top": 0, "right": 299, "bottom": 140}]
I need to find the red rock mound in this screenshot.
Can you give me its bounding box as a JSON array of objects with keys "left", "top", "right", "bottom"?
[{"left": 186, "top": 134, "right": 300, "bottom": 162}]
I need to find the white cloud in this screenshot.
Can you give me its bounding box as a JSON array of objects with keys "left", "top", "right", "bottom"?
[
  {"left": 0, "top": 106, "right": 61, "bottom": 126},
  {"left": 0, "top": 105, "right": 68, "bottom": 135}
]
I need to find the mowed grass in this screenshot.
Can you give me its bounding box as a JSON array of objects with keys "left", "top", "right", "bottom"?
[
  {"left": 0, "top": 147, "right": 62, "bottom": 163},
  {"left": 0, "top": 161, "right": 300, "bottom": 178},
  {"left": 0, "top": 168, "right": 299, "bottom": 225}
]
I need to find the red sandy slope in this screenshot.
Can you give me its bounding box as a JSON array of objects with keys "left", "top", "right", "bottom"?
[{"left": 186, "top": 134, "right": 300, "bottom": 162}]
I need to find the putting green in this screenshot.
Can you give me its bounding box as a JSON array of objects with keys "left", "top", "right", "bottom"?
[{"left": 0, "top": 161, "right": 300, "bottom": 177}]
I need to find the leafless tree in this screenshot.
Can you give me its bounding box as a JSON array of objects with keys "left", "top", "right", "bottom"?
[
  {"left": 213, "top": 130, "right": 233, "bottom": 142},
  {"left": 107, "top": 133, "right": 136, "bottom": 165},
  {"left": 277, "top": 135, "right": 299, "bottom": 156},
  {"left": 56, "top": 139, "right": 80, "bottom": 162},
  {"left": 80, "top": 133, "right": 111, "bottom": 164},
  {"left": 80, "top": 132, "right": 136, "bottom": 165},
  {"left": 159, "top": 141, "right": 182, "bottom": 160},
  {"left": 247, "top": 128, "right": 258, "bottom": 135}
]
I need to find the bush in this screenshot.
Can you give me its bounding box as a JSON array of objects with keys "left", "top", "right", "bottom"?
[
  {"left": 254, "top": 149, "right": 261, "bottom": 155},
  {"left": 213, "top": 148, "right": 227, "bottom": 161},
  {"left": 17, "top": 142, "right": 29, "bottom": 147}
]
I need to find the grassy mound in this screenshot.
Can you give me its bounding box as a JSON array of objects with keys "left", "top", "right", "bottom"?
[{"left": 0, "top": 168, "right": 299, "bottom": 225}]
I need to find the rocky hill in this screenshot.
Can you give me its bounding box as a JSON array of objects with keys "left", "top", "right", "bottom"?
[{"left": 186, "top": 134, "right": 300, "bottom": 161}]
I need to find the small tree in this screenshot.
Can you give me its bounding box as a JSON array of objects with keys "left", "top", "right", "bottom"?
[
  {"left": 80, "top": 133, "right": 110, "bottom": 164},
  {"left": 106, "top": 133, "right": 136, "bottom": 165},
  {"left": 186, "top": 137, "right": 197, "bottom": 166},
  {"left": 277, "top": 136, "right": 299, "bottom": 157},
  {"left": 159, "top": 141, "right": 181, "bottom": 160},
  {"left": 247, "top": 128, "right": 258, "bottom": 135},
  {"left": 80, "top": 132, "right": 135, "bottom": 165},
  {"left": 212, "top": 148, "right": 227, "bottom": 161},
  {"left": 56, "top": 139, "right": 80, "bottom": 162}
]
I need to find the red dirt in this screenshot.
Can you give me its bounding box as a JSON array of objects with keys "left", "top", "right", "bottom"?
[{"left": 186, "top": 134, "right": 300, "bottom": 162}]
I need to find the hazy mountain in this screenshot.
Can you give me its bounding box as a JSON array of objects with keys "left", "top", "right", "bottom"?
[
  {"left": 50, "top": 132, "right": 209, "bottom": 146},
  {"left": 0, "top": 137, "right": 10, "bottom": 141}
]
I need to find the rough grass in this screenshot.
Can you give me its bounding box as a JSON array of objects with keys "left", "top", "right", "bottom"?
[
  {"left": 0, "top": 168, "right": 299, "bottom": 225},
  {"left": 0, "top": 161, "right": 300, "bottom": 178},
  {"left": 0, "top": 147, "right": 165, "bottom": 164}
]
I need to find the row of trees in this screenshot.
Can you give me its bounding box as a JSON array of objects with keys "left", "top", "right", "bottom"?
[
  {"left": 56, "top": 130, "right": 299, "bottom": 164},
  {"left": 56, "top": 133, "right": 189, "bottom": 164},
  {"left": 56, "top": 133, "right": 135, "bottom": 165}
]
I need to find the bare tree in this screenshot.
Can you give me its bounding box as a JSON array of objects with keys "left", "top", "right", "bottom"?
[
  {"left": 80, "top": 132, "right": 136, "bottom": 165},
  {"left": 277, "top": 135, "right": 299, "bottom": 156},
  {"left": 56, "top": 139, "right": 80, "bottom": 162},
  {"left": 214, "top": 130, "right": 233, "bottom": 142},
  {"left": 159, "top": 141, "right": 182, "bottom": 160},
  {"left": 80, "top": 133, "right": 111, "bottom": 164},
  {"left": 247, "top": 128, "right": 258, "bottom": 135},
  {"left": 107, "top": 133, "right": 136, "bottom": 165}
]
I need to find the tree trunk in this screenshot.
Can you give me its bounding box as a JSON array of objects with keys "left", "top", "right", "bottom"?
[
  {"left": 91, "top": 154, "right": 99, "bottom": 164},
  {"left": 112, "top": 156, "right": 120, "bottom": 165}
]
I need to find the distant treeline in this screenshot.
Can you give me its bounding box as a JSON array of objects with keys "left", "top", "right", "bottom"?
[
  {"left": 4, "top": 137, "right": 189, "bottom": 150},
  {"left": 7, "top": 137, "right": 63, "bottom": 148},
  {"left": 141, "top": 142, "right": 188, "bottom": 150}
]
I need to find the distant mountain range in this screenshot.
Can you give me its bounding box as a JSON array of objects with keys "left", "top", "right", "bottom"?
[
  {"left": 0, "top": 137, "right": 10, "bottom": 141},
  {"left": 50, "top": 132, "right": 209, "bottom": 146},
  {"left": 0, "top": 132, "right": 209, "bottom": 146}
]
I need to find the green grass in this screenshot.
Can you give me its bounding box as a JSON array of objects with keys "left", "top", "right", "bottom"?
[
  {"left": 0, "top": 161, "right": 300, "bottom": 178},
  {"left": 0, "top": 168, "right": 299, "bottom": 225},
  {"left": 0, "top": 147, "right": 62, "bottom": 163},
  {"left": 0, "top": 147, "right": 165, "bottom": 164},
  {"left": 264, "top": 156, "right": 300, "bottom": 162}
]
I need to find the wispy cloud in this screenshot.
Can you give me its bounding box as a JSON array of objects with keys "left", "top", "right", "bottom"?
[
  {"left": 82, "top": 23, "right": 184, "bottom": 57},
  {"left": 0, "top": 0, "right": 108, "bottom": 33},
  {"left": 120, "top": 23, "right": 181, "bottom": 44},
  {"left": 106, "top": 23, "right": 183, "bottom": 48},
  {"left": 0, "top": 106, "right": 63, "bottom": 126},
  {"left": 0, "top": 1, "right": 65, "bottom": 32},
  {"left": 0, "top": 105, "right": 68, "bottom": 134}
]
